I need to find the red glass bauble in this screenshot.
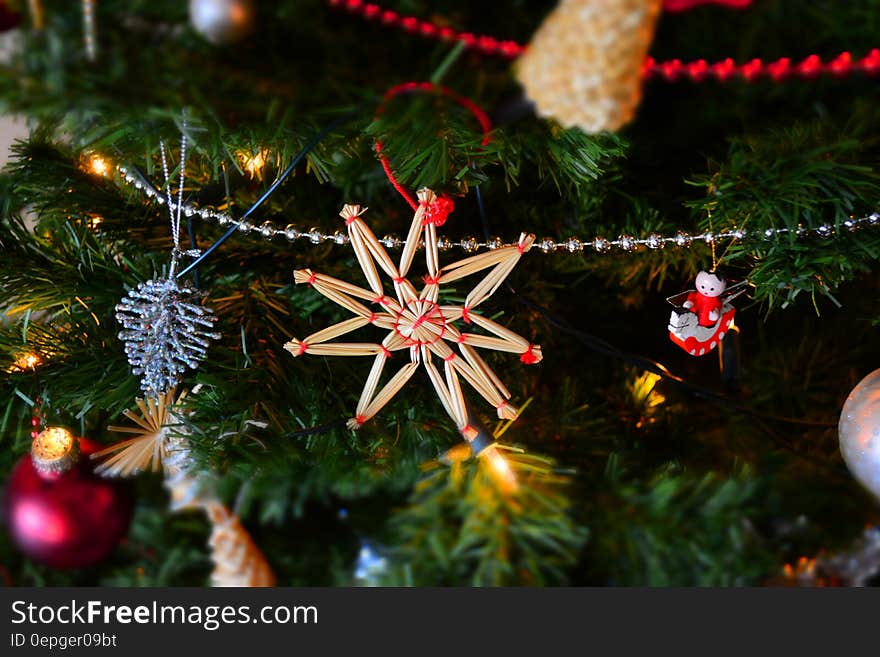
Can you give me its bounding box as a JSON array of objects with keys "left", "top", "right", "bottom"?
[
  {"left": 3, "top": 438, "right": 133, "bottom": 569},
  {"left": 0, "top": 4, "right": 21, "bottom": 32}
]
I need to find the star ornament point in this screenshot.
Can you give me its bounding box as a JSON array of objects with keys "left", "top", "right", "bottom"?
[{"left": 285, "top": 188, "right": 542, "bottom": 435}]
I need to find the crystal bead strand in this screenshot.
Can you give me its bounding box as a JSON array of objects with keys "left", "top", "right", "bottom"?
[{"left": 116, "top": 163, "right": 880, "bottom": 256}]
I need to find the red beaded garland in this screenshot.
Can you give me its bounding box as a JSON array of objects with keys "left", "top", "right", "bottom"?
[{"left": 328, "top": 0, "right": 880, "bottom": 84}]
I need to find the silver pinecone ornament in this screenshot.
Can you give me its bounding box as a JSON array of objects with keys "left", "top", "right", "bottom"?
[{"left": 116, "top": 276, "right": 220, "bottom": 395}]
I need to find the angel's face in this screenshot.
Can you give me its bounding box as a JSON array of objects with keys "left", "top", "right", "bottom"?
[{"left": 695, "top": 271, "right": 726, "bottom": 298}]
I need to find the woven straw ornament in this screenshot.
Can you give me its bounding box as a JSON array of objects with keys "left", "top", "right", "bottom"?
[
  {"left": 94, "top": 390, "right": 275, "bottom": 587},
  {"left": 516, "top": 0, "right": 663, "bottom": 133}
]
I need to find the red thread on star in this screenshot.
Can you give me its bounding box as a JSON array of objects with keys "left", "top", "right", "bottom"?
[
  {"left": 391, "top": 299, "right": 448, "bottom": 347},
  {"left": 520, "top": 344, "right": 539, "bottom": 365},
  {"left": 421, "top": 196, "right": 454, "bottom": 227}
]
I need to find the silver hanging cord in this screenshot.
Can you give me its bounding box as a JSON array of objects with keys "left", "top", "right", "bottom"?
[{"left": 159, "top": 128, "right": 193, "bottom": 277}]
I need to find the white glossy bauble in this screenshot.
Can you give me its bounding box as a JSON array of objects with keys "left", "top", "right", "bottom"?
[
  {"left": 839, "top": 369, "right": 880, "bottom": 500},
  {"left": 189, "top": 0, "right": 254, "bottom": 45}
]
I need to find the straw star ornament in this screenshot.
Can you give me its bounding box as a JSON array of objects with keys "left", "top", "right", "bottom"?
[
  {"left": 93, "top": 388, "right": 276, "bottom": 586},
  {"left": 92, "top": 389, "right": 186, "bottom": 477},
  {"left": 285, "top": 188, "right": 542, "bottom": 436}
]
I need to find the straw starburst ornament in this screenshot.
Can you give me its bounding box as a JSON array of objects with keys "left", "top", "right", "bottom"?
[
  {"left": 91, "top": 389, "right": 185, "bottom": 476},
  {"left": 285, "top": 188, "right": 542, "bottom": 439},
  {"left": 93, "top": 389, "right": 275, "bottom": 586}
]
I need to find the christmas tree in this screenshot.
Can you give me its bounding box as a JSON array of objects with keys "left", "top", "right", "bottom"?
[{"left": 1, "top": 0, "right": 880, "bottom": 587}]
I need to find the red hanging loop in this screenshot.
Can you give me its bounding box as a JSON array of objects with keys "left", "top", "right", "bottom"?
[
  {"left": 373, "top": 82, "right": 492, "bottom": 217},
  {"left": 421, "top": 195, "right": 454, "bottom": 227}
]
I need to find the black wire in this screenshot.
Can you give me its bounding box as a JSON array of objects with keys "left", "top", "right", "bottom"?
[
  {"left": 285, "top": 418, "right": 348, "bottom": 439},
  {"left": 176, "top": 107, "right": 365, "bottom": 279},
  {"left": 471, "top": 183, "right": 835, "bottom": 430},
  {"left": 117, "top": 107, "right": 367, "bottom": 280},
  {"left": 521, "top": 297, "right": 834, "bottom": 428}
]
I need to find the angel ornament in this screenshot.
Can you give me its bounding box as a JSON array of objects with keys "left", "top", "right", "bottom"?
[{"left": 667, "top": 270, "right": 747, "bottom": 356}]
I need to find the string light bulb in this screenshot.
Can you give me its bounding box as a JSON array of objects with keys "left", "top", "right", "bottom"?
[
  {"left": 31, "top": 427, "right": 79, "bottom": 475},
  {"left": 239, "top": 149, "right": 268, "bottom": 179},
  {"left": 88, "top": 154, "right": 110, "bottom": 176},
  {"left": 631, "top": 371, "right": 664, "bottom": 406},
  {"left": 479, "top": 444, "right": 518, "bottom": 493},
  {"left": 629, "top": 371, "right": 666, "bottom": 429},
  {"left": 7, "top": 352, "right": 42, "bottom": 373}
]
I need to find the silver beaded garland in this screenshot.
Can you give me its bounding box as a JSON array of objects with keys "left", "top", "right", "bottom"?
[
  {"left": 538, "top": 237, "right": 556, "bottom": 253},
  {"left": 487, "top": 236, "right": 505, "bottom": 250},
  {"left": 593, "top": 237, "right": 610, "bottom": 253},
  {"left": 82, "top": 0, "right": 98, "bottom": 61},
  {"left": 116, "top": 161, "right": 880, "bottom": 257}
]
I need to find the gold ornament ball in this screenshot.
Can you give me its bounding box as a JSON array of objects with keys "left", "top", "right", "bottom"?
[
  {"left": 839, "top": 369, "right": 880, "bottom": 501},
  {"left": 189, "top": 0, "right": 255, "bottom": 45}
]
